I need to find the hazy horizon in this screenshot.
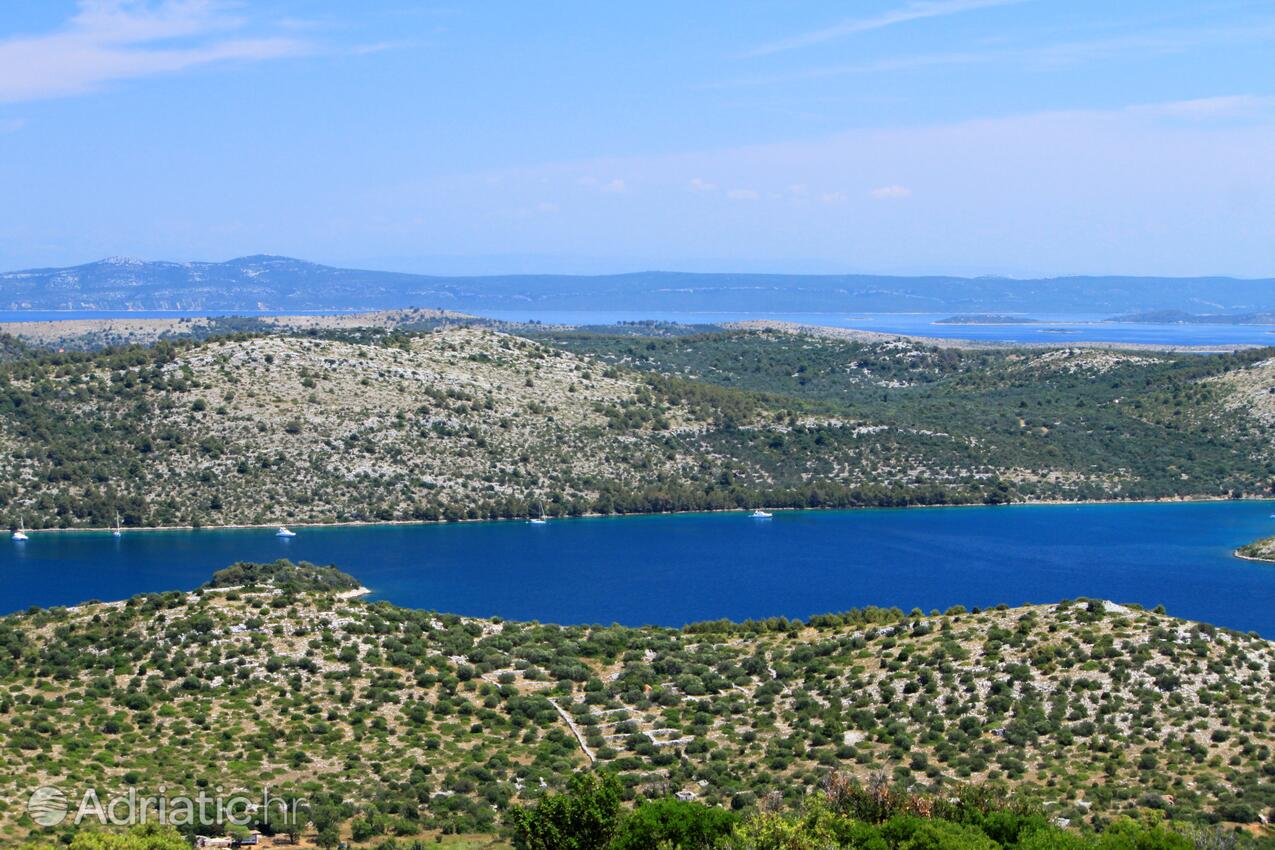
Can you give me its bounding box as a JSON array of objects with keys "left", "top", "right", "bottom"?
[
  {"left": 2, "top": 1, "right": 1274, "bottom": 278},
  {"left": 9, "top": 252, "right": 1275, "bottom": 281}
]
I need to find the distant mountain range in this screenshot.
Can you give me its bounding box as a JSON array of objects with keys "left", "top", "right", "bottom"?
[{"left": 3, "top": 255, "right": 1275, "bottom": 315}]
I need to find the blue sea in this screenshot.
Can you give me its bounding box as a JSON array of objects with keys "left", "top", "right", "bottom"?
[
  {"left": 2, "top": 310, "right": 1274, "bottom": 347},
  {"left": 476, "top": 311, "right": 1275, "bottom": 347},
  {"left": 3, "top": 502, "right": 1273, "bottom": 634}
]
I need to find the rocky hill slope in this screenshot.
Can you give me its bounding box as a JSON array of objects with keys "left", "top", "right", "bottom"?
[
  {"left": 0, "top": 563, "right": 1270, "bottom": 842},
  {"left": 0, "top": 327, "right": 729, "bottom": 526},
  {"left": 0, "top": 325, "right": 1273, "bottom": 529}
]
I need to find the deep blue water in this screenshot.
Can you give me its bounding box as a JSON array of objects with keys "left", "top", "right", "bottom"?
[
  {"left": 3, "top": 502, "right": 1274, "bottom": 634},
  {"left": 476, "top": 310, "right": 1275, "bottom": 347}
]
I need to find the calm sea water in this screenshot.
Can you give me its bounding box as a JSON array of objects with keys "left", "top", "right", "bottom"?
[
  {"left": 3, "top": 310, "right": 1273, "bottom": 347},
  {"left": 477, "top": 310, "right": 1275, "bottom": 347},
  {"left": 2, "top": 502, "right": 1273, "bottom": 634}
]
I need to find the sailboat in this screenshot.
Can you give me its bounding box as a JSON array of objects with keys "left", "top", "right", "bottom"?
[
  {"left": 528, "top": 501, "right": 548, "bottom": 525},
  {"left": 112, "top": 513, "right": 123, "bottom": 538},
  {"left": 276, "top": 526, "right": 297, "bottom": 537},
  {"left": 12, "top": 519, "right": 28, "bottom": 541},
  {"left": 750, "top": 509, "right": 773, "bottom": 519}
]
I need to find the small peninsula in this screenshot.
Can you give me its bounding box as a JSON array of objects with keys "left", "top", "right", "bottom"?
[
  {"left": 933, "top": 314, "right": 1040, "bottom": 324},
  {"left": 1236, "top": 535, "right": 1275, "bottom": 562},
  {"left": 1111, "top": 310, "right": 1275, "bottom": 325}
]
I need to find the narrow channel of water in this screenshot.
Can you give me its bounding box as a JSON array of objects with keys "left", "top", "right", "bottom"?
[{"left": 4, "top": 502, "right": 1273, "bottom": 634}]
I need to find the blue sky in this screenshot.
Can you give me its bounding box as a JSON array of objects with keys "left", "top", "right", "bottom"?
[{"left": 1, "top": 1, "right": 1273, "bottom": 276}]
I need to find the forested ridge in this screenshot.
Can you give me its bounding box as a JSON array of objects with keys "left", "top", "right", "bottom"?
[{"left": 0, "top": 325, "right": 1272, "bottom": 529}]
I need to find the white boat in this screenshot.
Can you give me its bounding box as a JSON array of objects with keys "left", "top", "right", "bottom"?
[
  {"left": 750, "top": 509, "right": 773, "bottom": 519},
  {"left": 12, "top": 518, "right": 28, "bottom": 541},
  {"left": 112, "top": 514, "right": 122, "bottom": 538},
  {"left": 276, "top": 526, "right": 297, "bottom": 538},
  {"left": 529, "top": 501, "right": 548, "bottom": 524}
]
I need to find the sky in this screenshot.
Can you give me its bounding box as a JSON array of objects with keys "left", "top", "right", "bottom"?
[{"left": 1, "top": 1, "right": 1274, "bottom": 277}]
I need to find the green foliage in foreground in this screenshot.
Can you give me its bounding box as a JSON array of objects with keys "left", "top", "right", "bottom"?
[
  {"left": 20, "top": 823, "right": 187, "bottom": 850},
  {"left": 2, "top": 575, "right": 1272, "bottom": 844},
  {"left": 510, "top": 773, "right": 624, "bottom": 850},
  {"left": 509, "top": 773, "right": 1271, "bottom": 850}
]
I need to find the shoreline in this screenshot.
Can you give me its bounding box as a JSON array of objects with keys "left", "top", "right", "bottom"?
[
  {"left": 1, "top": 310, "right": 1270, "bottom": 354},
  {"left": 9, "top": 493, "right": 1272, "bottom": 536},
  {"left": 726, "top": 319, "right": 1266, "bottom": 353}
]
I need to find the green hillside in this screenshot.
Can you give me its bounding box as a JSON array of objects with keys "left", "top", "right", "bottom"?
[
  {"left": 0, "top": 325, "right": 1273, "bottom": 530},
  {"left": 2, "top": 563, "right": 1271, "bottom": 845}
]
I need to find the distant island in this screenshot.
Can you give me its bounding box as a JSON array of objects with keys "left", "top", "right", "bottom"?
[
  {"left": 933, "top": 314, "right": 1041, "bottom": 325},
  {"left": 1110, "top": 309, "right": 1275, "bottom": 325},
  {"left": 6, "top": 255, "right": 1275, "bottom": 314}
]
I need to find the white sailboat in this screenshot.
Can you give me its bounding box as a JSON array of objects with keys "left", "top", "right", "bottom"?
[
  {"left": 750, "top": 509, "right": 773, "bottom": 519},
  {"left": 112, "top": 513, "right": 123, "bottom": 538},
  {"left": 12, "top": 519, "right": 28, "bottom": 541},
  {"left": 529, "top": 501, "right": 548, "bottom": 525},
  {"left": 276, "top": 526, "right": 297, "bottom": 537}
]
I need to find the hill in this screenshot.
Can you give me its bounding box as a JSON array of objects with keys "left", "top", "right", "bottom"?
[
  {"left": 1236, "top": 536, "right": 1275, "bottom": 562},
  {"left": 7, "top": 256, "right": 1275, "bottom": 314},
  {"left": 1, "top": 562, "right": 1271, "bottom": 844},
  {"left": 1, "top": 325, "right": 1273, "bottom": 529}
]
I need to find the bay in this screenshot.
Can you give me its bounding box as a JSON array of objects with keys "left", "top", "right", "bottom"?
[
  {"left": 2, "top": 501, "right": 1273, "bottom": 634},
  {"left": 475, "top": 310, "right": 1275, "bottom": 347}
]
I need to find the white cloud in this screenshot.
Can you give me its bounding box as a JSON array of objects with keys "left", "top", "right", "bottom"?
[
  {"left": 870, "top": 185, "right": 912, "bottom": 200},
  {"left": 688, "top": 177, "right": 717, "bottom": 193},
  {"left": 348, "top": 40, "right": 417, "bottom": 57},
  {"left": 721, "top": 19, "right": 1275, "bottom": 90},
  {"left": 747, "top": 0, "right": 1022, "bottom": 57},
  {"left": 0, "top": 0, "right": 311, "bottom": 104},
  {"left": 0, "top": 117, "right": 27, "bottom": 134},
  {"left": 1129, "top": 95, "right": 1275, "bottom": 120},
  {"left": 579, "top": 176, "right": 627, "bottom": 193},
  {"left": 535, "top": 202, "right": 560, "bottom": 214},
  {"left": 383, "top": 95, "right": 1275, "bottom": 277}
]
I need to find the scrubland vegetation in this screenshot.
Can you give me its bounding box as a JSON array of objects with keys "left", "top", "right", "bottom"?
[
  {"left": 2, "top": 563, "right": 1271, "bottom": 847},
  {"left": 0, "top": 324, "right": 1273, "bottom": 530},
  {"left": 3, "top": 321, "right": 1273, "bottom": 847}
]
